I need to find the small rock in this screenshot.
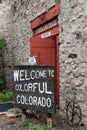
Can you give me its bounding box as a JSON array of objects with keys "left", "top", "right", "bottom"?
[{"left": 74, "top": 79, "right": 83, "bottom": 87}]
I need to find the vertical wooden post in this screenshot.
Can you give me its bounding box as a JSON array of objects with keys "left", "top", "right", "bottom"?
[
  {"left": 22, "top": 109, "right": 26, "bottom": 120},
  {"left": 47, "top": 113, "right": 52, "bottom": 128},
  {"left": 56, "top": 36, "right": 60, "bottom": 109}
]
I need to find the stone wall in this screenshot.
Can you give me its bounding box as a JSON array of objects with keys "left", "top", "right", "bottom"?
[
  {"left": 59, "top": 0, "right": 87, "bottom": 125},
  {"left": 12, "top": 0, "right": 59, "bottom": 65},
  {"left": 0, "top": 1, "right": 14, "bottom": 87}
]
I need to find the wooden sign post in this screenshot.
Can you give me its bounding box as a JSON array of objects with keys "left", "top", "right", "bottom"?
[
  {"left": 22, "top": 109, "right": 26, "bottom": 120},
  {"left": 47, "top": 113, "right": 52, "bottom": 128}
]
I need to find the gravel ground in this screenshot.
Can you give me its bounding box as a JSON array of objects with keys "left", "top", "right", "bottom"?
[{"left": 0, "top": 111, "right": 83, "bottom": 130}]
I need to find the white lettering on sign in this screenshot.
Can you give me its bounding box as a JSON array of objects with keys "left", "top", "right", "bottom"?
[
  {"left": 16, "top": 95, "right": 52, "bottom": 108},
  {"left": 15, "top": 82, "right": 52, "bottom": 94},
  {"left": 14, "top": 69, "right": 54, "bottom": 81},
  {"left": 20, "top": 70, "right": 25, "bottom": 81},
  {"left": 35, "top": 19, "right": 58, "bottom": 34},
  {"left": 48, "top": 69, "right": 54, "bottom": 78},
  {"left": 14, "top": 70, "right": 19, "bottom": 81},
  {"left": 14, "top": 66, "right": 55, "bottom": 112},
  {"left": 41, "top": 32, "right": 51, "bottom": 38}
]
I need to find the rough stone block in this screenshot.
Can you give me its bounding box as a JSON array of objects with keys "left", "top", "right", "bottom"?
[
  {"left": 76, "top": 93, "right": 86, "bottom": 101},
  {"left": 79, "top": 48, "right": 87, "bottom": 62}
]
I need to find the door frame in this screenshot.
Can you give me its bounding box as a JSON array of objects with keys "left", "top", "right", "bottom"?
[{"left": 30, "top": 4, "right": 60, "bottom": 109}]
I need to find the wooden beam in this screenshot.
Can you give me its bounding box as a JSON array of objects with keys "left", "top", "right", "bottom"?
[
  {"left": 34, "top": 26, "right": 59, "bottom": 38},
  {"left": 34, "top": 19, "right": 58, "bottom": 35},
  {"left": 31, "top": 4, "right": 60, "bottom": 29}
]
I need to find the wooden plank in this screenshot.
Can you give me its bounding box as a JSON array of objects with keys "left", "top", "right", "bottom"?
[
  {"left": 34, "top": 19, "right": 58, "bottom": 35},
  {"left": 31, "top": 4, "right": 60, "bottom": 29},
  {"left": 47, "top": 118, "right": 52, "bottom": 128},
  {"left": 47, "top": 113, "right": 52, "bottom": 128},
  {"left": 30, "top": 37, "right": 55, "bottom": 47},
  {"left": 35, "top": 26, "right": 59, "bottom": 38},
  {"left": 55, "top": 36, "right": 60, "bottom": 108}
]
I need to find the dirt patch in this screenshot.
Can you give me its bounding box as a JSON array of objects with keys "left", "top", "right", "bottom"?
[{"left": 0, "top": 111, "right": 83, "bottom": 130}]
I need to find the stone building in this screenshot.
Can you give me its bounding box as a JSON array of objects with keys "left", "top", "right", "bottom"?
[
  {"left": 0, "top": 0, "right": 14, "bottom": 87},
  {"left": 0, "top": 0, "right": 87, "bottom": 126}
]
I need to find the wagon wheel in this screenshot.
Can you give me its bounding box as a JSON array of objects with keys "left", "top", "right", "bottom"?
[{"left": 66, "top": 100, "right": 81, "bottom": 125}]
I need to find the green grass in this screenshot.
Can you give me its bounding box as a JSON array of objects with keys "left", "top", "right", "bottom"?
[
  {"left": 11, "top": 118, "right": 52, "bottom": 130},
  {"left": 22, "top": 118, "right": 52, "bottom": 130},
  {"left": 82, "top": 128, "right": 87, "bottom": 130},
  {"left": 28, "top": 124, "right": 52, "bottom": 130},
  {"left": 11, "top": 125, "right": 52, "bottom": 130},
  {"left": 0, "top": 92, "right": 13, "bottom": 102}
]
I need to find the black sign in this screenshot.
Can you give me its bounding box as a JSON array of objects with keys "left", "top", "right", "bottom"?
[{"left": 14, "top": 66, "right": 56, "bottom": 113}]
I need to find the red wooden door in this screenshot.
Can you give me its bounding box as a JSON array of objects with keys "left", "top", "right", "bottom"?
[
  {"left": 30, "top": 38, "right": 55, "bottom": 65},
  {"left": 30, "top": 37, "right": 59, "bottom": 108}
]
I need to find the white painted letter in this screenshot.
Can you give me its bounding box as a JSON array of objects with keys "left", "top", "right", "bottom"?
[
  {"left": 17, "top": 95, "right": 20, "bottom": 103},
  {"left": 47, "top": 98, "right": 51, "bottom": 107},
  {"left": 14, "top": 70, "right": 19, "bottom": 81},
  {"left": 45, "top": 82, "right": 52, "bottom": 94},
  {"left": 20, "top": 70, "right": 25, "bottom": 81}
]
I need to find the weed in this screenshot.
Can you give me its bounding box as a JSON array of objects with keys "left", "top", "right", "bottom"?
[
  {"left": 0, "top": 92, "right": 13, "bottom": 102},
  {"left": 82, "top": 128, "right": 87, "bottom": 130},
  {"left": 10, "top": 125, "right": 19, "bottom": 130},
  {"left": 22, "top": 118, "right": 30, "bottom": 127},
  {"left": 11, "top": 118, "right": 52, "bottom": 130},
  {"left": 28, "top": 123, "right": 52, "bottom": 130}
]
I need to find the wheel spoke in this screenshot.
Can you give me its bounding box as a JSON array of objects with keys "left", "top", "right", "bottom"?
[{"left": 66, "top": 100, "right": 81, "bottom": 125}]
